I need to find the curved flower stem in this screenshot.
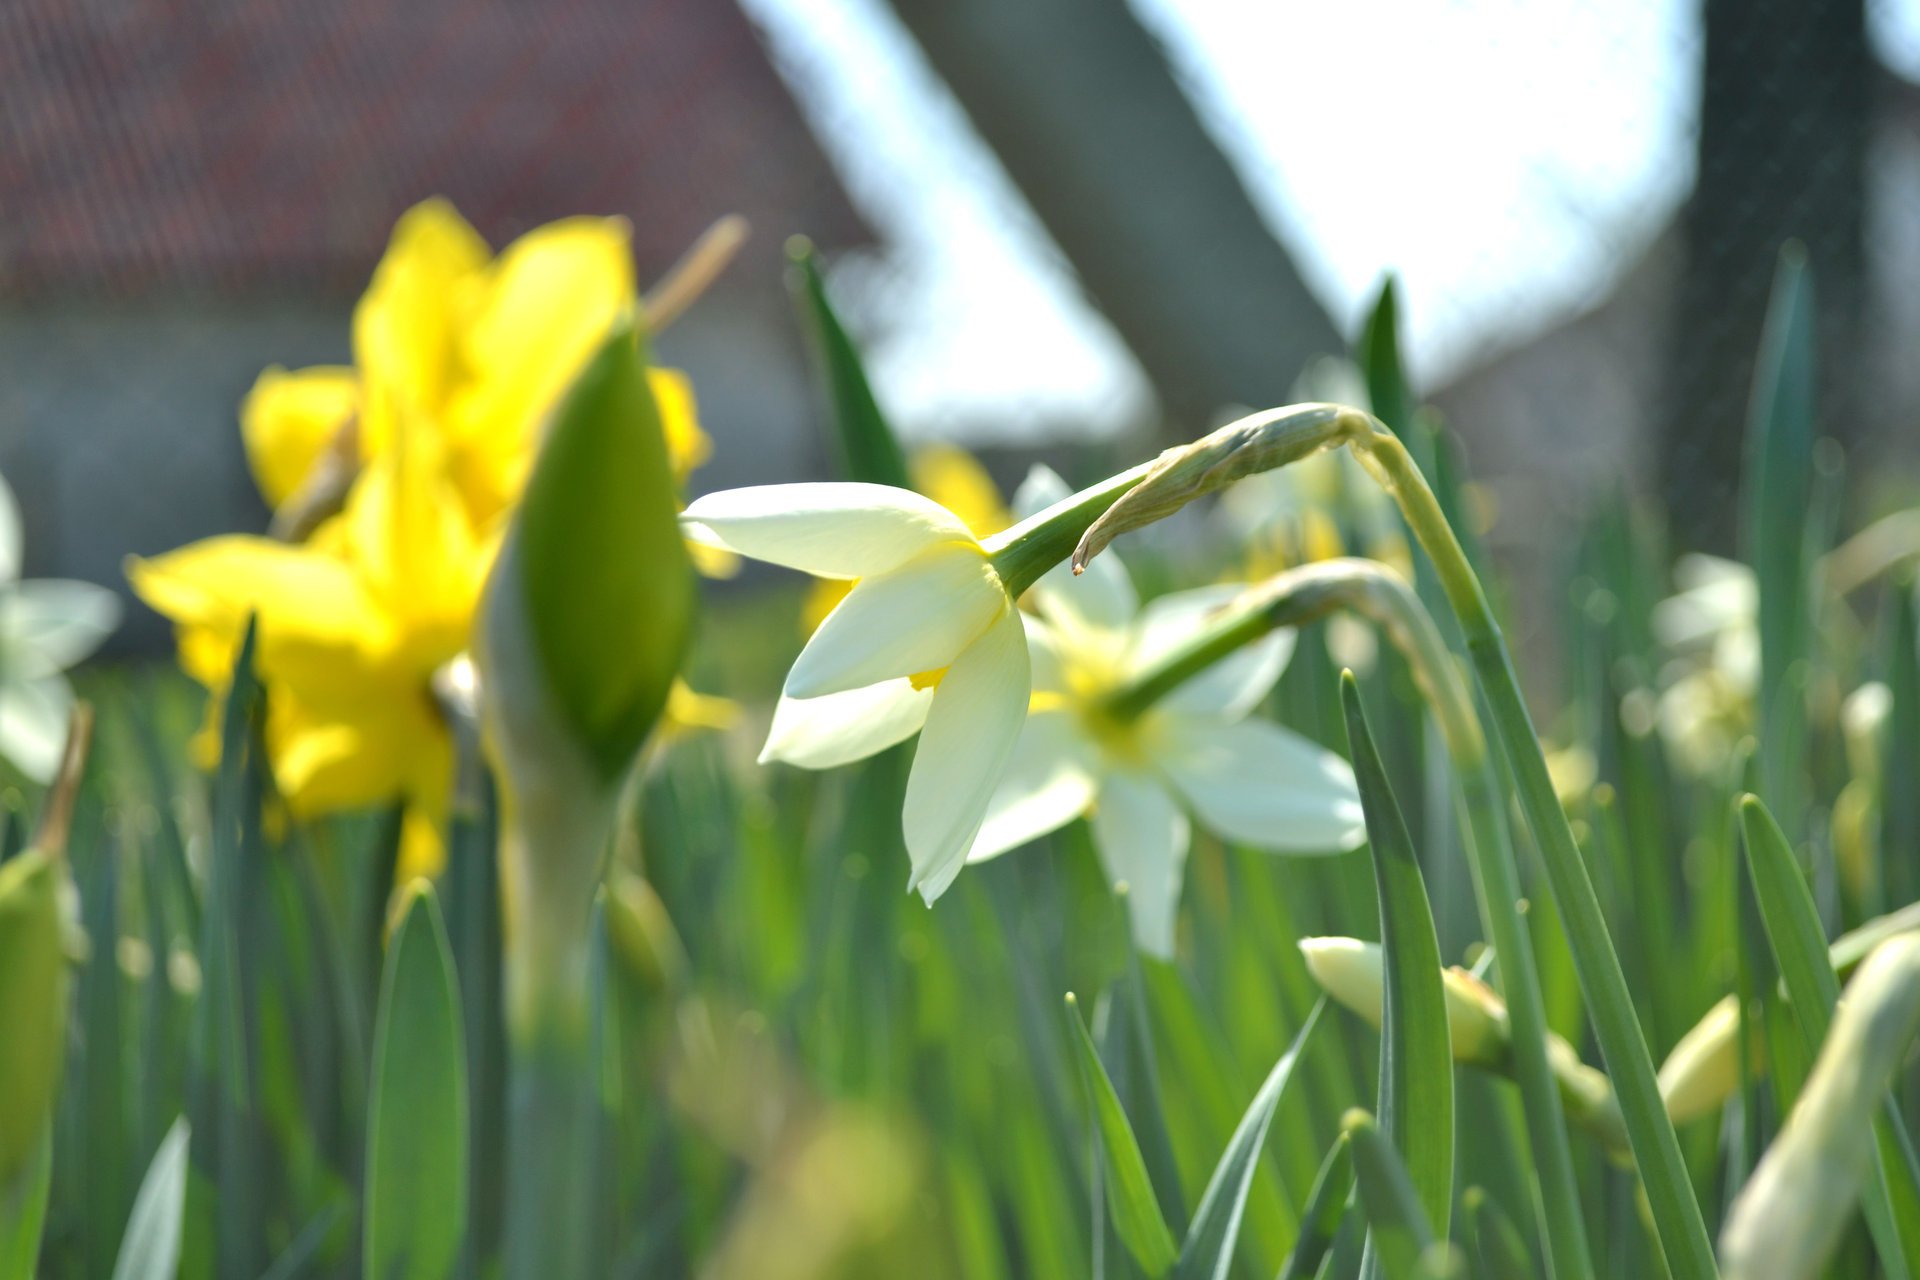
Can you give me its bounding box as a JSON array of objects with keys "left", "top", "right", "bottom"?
[
  {"left": 1106, "top": 559, "right": 1595, "bottom": 1280},
  {"left": 1354, "top": 425, "right": 1719, "bottom": 1280},
  {"left": 984, "top": 461, "right": 1156, "bottom": 598}
]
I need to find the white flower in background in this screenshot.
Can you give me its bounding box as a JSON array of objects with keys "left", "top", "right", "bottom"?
[
  {"left": 968, "top": 469, "right": 1365, "bottom": 958},
  {"left": 1650, "top": 553, "right": 1757, "bottom": 777},
  {"left": 0, "top": 471, "right": 120, "bottom": 781},
  {"left": 681, "top": 482, "right": 1027, "bottom": 901}
]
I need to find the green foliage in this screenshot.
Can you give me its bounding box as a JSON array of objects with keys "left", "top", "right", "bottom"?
[
  {"left": 1340, "top": 673, "right": 1453, "bottom": 1241},
  {"left": 1064, "top": 992, "right": 1178, "bottom": 1276},
  {"left": 787, "top": 239, "right": 913, "bottom": 490},
  {"left": 364, "top": 885, "right": 467, "bottom": 1280},
  {"left": 112, "top": 1119, "right": 190, "bottom": 1280}
]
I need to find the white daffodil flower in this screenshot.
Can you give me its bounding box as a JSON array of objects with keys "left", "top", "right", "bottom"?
[
  {"left": 968, "top": 469, "right": 1365, "bottom": 958},
  {"left": 0, "top": 470, "right": 120, "bottom": 781},
  {"left": 1650, "top": 553, "right": 1757, "bottom": 777},
  {"left": 681, "top": 482, "right": 1028, "bottom": 901}
]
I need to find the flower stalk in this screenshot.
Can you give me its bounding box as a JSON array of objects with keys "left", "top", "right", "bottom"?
[
  {"left": 1078, "top": 407, "right": 1715, "bottom": 1280},
  {"left": 1105, "top": 557, "right": 1594, "bottom": 1280}
]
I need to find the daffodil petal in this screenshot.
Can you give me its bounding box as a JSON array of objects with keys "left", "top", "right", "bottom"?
[
  {"left": 0, "top": 470, "right": 19, "bottom": 585},
  {"left": 969, "top": 709, "right": 1098, "bottom": 864},
  {"left": 785, "top": 545, "right": 1004, "bottom": 699},
  {"left": 1, "top": 579, "right": 120, "bottom": 674},
  {"left": 1091, "top": 769, "right": 1190, "bottom": 960},
  {"left": 903, "top": 606, "right": 1030, "bottom": 902},
  {"left": 240, "top": 365, "right": 358, "bottom": 508},
  {"left": 681, "top": 483, "right": 973, "bottom": 579},
  {"left": 1023, "top": 613, "right": 1069, "bottom": 694},
  {"left": 760, "top": 679, "right": 933, "bottom": 770},
  {"left": 1130, "top": 586, "right": 1293, "bottom": 721},
  {"left": 0, "top": 675, "right": 71, "bottom": 783},
  {"left": 1156, "top": 715, "right": 1364, "bottom": 852},
  {"left": 1011, "top": 464, "right": 1073, "bottom": 521}
]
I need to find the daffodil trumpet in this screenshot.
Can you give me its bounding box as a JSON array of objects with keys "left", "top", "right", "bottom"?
[{"left": 1075, "top": 408, "right": 1665, "bottom": 1280}]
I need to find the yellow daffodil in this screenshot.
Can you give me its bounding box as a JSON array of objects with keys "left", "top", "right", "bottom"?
[
  {"left": 241, "top": 198, "right": 725, "bottom": 566},
  {"left": 682, "top": 482, "right": 1028, "bottom": 900},
  {"left": 131, "top": 427, "right": 492, "bottom": 877},
  {"left": 968, "top": 468, "right": 1364, "bottom": 956}
]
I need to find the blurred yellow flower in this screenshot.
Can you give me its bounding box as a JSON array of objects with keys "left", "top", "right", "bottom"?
[
  {"left": 242, "top": 198, "right": 725, "bottom": 565},
  {"left": 131, "top": 427, "right": 490, "bottom": 877}
]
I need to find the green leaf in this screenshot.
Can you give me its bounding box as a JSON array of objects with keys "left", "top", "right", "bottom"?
[
  {"left": 486, "top": 323, "right": 694, "bottom": 783},
  {"left": 1339, "top": 673, "right": 1453, "bottom": 1240},
  {"left": 1174, "top": 998, "right": 1324, "bottom": 1280},
  {"left": 111, "top": 1117, "right": 190, "bottom": 1280},
  {"left": 365, "top": 883, "right": 468, "bottom": 1280},
  {"left": 0, "top": 1135, "right": 50, "bottom": 1280},
  {"left": 1276, "top": 1134, "right": 1353, "bottom": 1280},
  {"left": 1064, "top": 992, "right": 1177, "bottom": 1276},
  {"left": 1740, "top": 245, "right": 1816, "bottom": 828},
  {"left": 1358, "top": 277, "right": 1414, "bottom": 435},
  {"left": 1463, "top": 1187, "right": 1533, "bottom": 1280},
  {"left": 787, "top": 239, "right": 913, "bottom": 489},
  {"left": 1740, "top": 795, "right": 1920, "bottom": 1278},
  {"left": 1342, "top": 1109, "right": 1434, "bottom": 1280},
  {"left": 0, "top": 851, "right": 67, "bottom": 1189}
]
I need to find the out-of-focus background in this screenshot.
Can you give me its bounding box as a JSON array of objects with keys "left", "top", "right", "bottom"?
[{"left": 6, "top": 0, "right": 1919, "bottom": 647}]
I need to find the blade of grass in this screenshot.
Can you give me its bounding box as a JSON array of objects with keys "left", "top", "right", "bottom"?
[
  {"left": 786, "top": 238, "right": 912, "bottom": 490},
  {"left": 1342, "top": 1109, "right": 1433, "bottom": 1280},
  {"left": 0, "top": 1137, "right": 50, "bottom": 1280},
  {"left": 1066, "top": 992, "right": 1179, "bottom": 1277},
  {"left": 1340, "top": 674, "right": 1452, "bottom": 1242},
  {"left": 364, "top": 882, "right": 469, "bottom": 1280},
  {"left": 1740, "top": 795, "right": 1920, "bottom": 1277},
  {"left": 1277, "top": 1134, "right": 1353, "bottom": 1280},
  {"left": 110, "top": 1117, "right": 190, "bottom": 1280},
  {"left": 1464, "top": 1187, "right": 1534, "bottom": 1280},
  {"left": 1175, "top": 999, "right": 1325, "bottom": 1280}
]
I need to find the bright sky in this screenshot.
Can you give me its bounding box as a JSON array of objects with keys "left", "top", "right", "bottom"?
[{"left": 743, "top": 0, "right": 1920, "bottom": 443}]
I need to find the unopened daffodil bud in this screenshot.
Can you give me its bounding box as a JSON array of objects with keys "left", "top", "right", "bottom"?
[
  {"left": 1300, "top": 936, "right": 1506, "bottom": 1066},
  {"left": 479, "top": 322, "right": 694, "bottom": 1040}
]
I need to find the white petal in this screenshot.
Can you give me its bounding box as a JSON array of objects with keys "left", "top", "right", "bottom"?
[
  {"left": 1023, "top": 613, "right": 1069, "bottom": 694},
  {"left": 903, "top": 607, "right": 1030, "bottom": 901},
  {"left": 786, "top": 544, "right": 1005, "bottom": 698},
  {"left": 680, "top": 483, "right": 972, "bottom": 578},
  {"left": 1091, "top": 769, "right": 1190, "bottom": 960},
  {"left": 1129, "top": 586, "right": 1293, "bottom": 721},
  {"left": 0, "top": 471, "right": 19, "bottom": 584},
  {"left": 0, "top": 675, "right": 73, "bottom": 783},
  {"left": 1, "top": 579, "right": 121, "bottom": 674},
  {"left": 760, "top": 679, "right": 933, "bottom": 770},
  {"left": 968, "top": 709, "right": 1099, "bottom": 863},
  {"left": 1156, "top": 716, "right": 1365, "bottom": 852},
  {"left": 1033, "top": 545, "right": 1137, "bottom": 638}
]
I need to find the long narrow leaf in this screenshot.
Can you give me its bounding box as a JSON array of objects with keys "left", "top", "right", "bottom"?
[
  {"left": 1340, "top": 673, "right": 1452, "bottom": 1239},
  {"left": 787, "top": 240, "right": 912, "bottom": 489},
  {"left": 1065, "top": 992, "right": 1178, "bottom": 1276},
  {"left": 1276, "top": 1134, "right": 1353, "bottom": 1280},
  {"left": 1463, "top": 1188, "right": 1533, "bottom": 1280},
  {"left": 111, "top": 1118, "right": 190, "bottom": 1280},
  {"left": 1175, "top": 999, "right": 1325, "bottom": 1280},
  {"left": 1740, "top": 795, "right": 1920, "bottom": 1277},
  {"left": 365, "top": 883, "right": 469, "bottom": 1280},
  {"left": 1343, "top": 1109, "right": 1434, "bottom": 1280},
  {"left": 0, "top": 1136, "right": 50, "bottom": 1280}
]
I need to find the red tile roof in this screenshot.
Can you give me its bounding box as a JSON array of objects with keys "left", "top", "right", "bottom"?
[{"left": 0, "top": 0, "right": 869, "bottom": 295}]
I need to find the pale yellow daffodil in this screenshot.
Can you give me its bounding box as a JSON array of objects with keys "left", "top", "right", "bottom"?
[
  {"left": 683, "top": 482, "right": 1029, "bottom": 900},
  {"left": 131, "top": 427, "right": 492, "bottom": 877}
]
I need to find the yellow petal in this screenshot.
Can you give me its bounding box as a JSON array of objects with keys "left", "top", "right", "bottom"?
[
  {"left": 447, "top": 216, "right": 635, "bottom": 522},
  {"left": 343, "top": 421, "right": 488, "bottom": 646},
  {"left": 240, "top": 366, "right": 357, "bottom": 508},
  {"left": 396, "top": 804, "right": 448, "bottom": 882},
  {"left": 662, "top": 680, "right": 740, "bottom": 738},
  {"left": 911, "top": 444, "right": 1010, "bottom": 538},
  {"left": 352, "top": 198, "right": 489, "bottom": 423},
  {"left": 686, "top": 537, "right": 740, "bottom": 579},
  {"left": 648, "top": 367, "right": 711, "bottom": 486}
]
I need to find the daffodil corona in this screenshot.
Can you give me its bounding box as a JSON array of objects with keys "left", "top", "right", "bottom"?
[{"left": 969, "top": 471, "right": 1365, "bottom": 956}]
